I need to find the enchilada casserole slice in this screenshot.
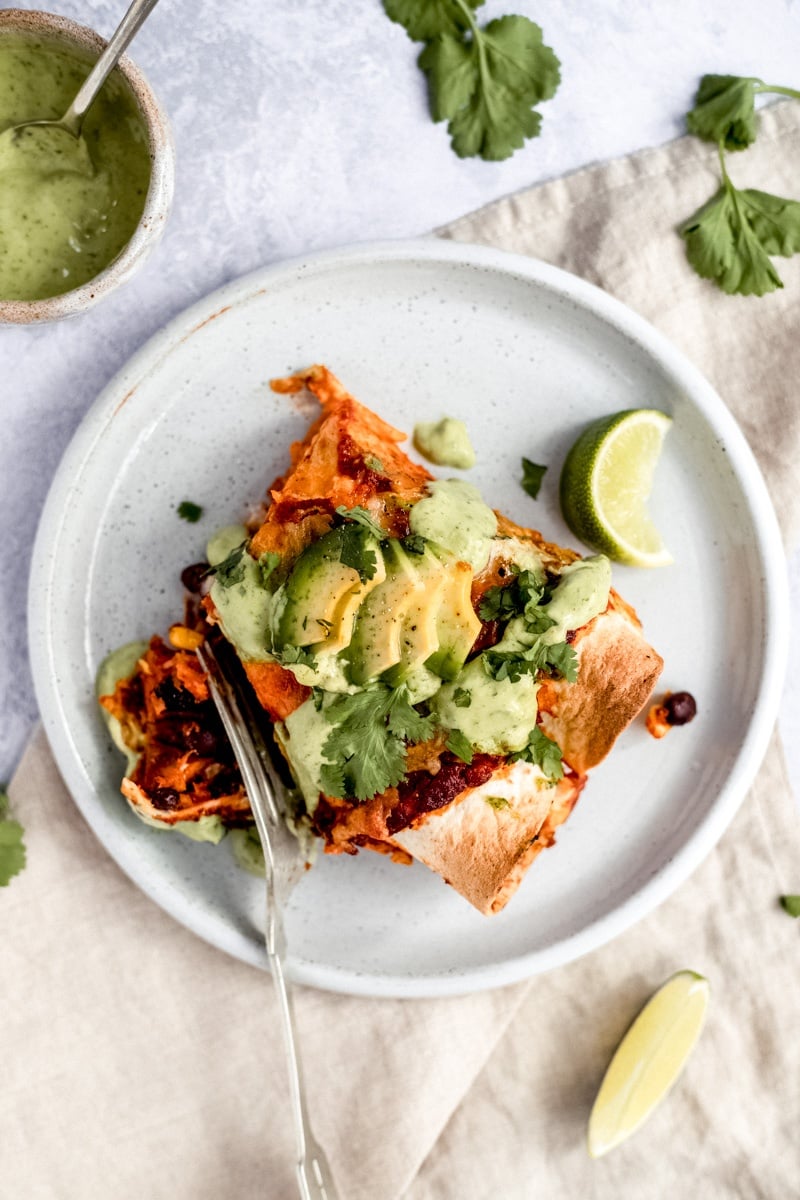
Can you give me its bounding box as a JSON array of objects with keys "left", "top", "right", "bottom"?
[{"left": 99, "top": 365, "right": 663, "bottom": 914}]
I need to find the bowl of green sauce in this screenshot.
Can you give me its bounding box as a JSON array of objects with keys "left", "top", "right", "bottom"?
[{"left": 0, "top": 9, "right": 174, "bottom": 322}]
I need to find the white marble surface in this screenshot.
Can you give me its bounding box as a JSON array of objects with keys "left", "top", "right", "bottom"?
[{"left": 3, "top": 0, "right": 800, "bottom": 794}]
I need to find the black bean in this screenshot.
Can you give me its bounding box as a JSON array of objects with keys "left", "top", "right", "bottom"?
[
  {"left": 149, "top": 786, "right": 182, "bottom": 811},
  {"left": 155, "top": 677, "right": 200, "bottom": 713},
  {"left": 181, "top": 562, "right": 210, "bottom": 594},
  {"left": 665, "top": 691, "right": 697, "bottom": 726}
]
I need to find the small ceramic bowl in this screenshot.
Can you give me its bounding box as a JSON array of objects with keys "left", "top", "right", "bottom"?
[{"left": 0, "top": 9, "right": 175, "bottom": 324}]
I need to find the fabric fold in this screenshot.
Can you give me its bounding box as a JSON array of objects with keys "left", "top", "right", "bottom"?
[{"left": 3, "top": 728, "right": 528, "bottom": 1200}]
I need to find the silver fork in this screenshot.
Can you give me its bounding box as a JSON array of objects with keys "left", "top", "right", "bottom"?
[{"left": 196, "top": 642, "right": 339, "bottom": 1200}]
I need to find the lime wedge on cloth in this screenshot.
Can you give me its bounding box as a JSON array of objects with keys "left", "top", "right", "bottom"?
[
  {"left": 560, "top": 409, "right": 673, "bottom": 567},
  {"left": 588, "top": 970, "right": 709, "bottom": 1157}
]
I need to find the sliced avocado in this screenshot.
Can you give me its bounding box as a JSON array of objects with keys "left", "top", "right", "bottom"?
[
  {"left": 346, "top": 539, "right": 424, "bottom": 685},
  {"left": 314, "top": 572, "right": 378, "bottom": 656},
  {"left": 383, "top": 549, "right": 445, "bottom": 687},
  {"left": 425, "top": 558, "right": 482, "bottom": 681},
  {"left": 273, "top": 528, "right": 384, "bottom": 650}
]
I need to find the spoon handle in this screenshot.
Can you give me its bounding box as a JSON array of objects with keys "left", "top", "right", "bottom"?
[{"left": 62, "top": 0, "right": 163, "bottom": 135}]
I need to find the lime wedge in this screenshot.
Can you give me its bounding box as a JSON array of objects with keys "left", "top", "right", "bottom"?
[
  {"left": 559, "top": 409, "right": 673, "bottom": 567},
  {"left": 587, "top": 970, "right": 709, "bottom": 1158}
]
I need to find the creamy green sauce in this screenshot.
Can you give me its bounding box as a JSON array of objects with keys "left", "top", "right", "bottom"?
[
  {"left": 276, "top": 699, "right": 332, "bottom": 813},
  {"left": 0, "top": 33, "right": 151, "bottom": 302},
  {"left": 95, "top": 640, "right": 148, "bottom": 776},
  {"left": 434, "top": 658, "right": 538, "bottom": 755},
  {"left": 413, "top": 417, "right": 476, "bottom": 469},
  {"left": 229, "top": 827, "right": 266, "bottom": 875},
  {"left": 207, "top": 525, "right": 275, "bottom": 661},
  {"left": 542, "top": 555, "right": 611, "bottom": 642},
  {"left": 409, "top": 479, "right": 497, "bottom": 572},
  {"left": 492, "top": 555, "right": 611, "bottom": 658}
]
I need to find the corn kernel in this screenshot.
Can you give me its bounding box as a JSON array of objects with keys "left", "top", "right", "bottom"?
[{"left": 168, "top": 624, "right": 204, "bottom": 651}]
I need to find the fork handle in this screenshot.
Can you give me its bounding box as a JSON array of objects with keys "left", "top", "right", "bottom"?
[{"left": 266, "top": 929, "right": 339, "bottom": 1200}]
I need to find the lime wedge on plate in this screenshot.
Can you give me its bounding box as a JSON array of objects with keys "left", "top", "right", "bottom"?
[
  {"left": 560, "top": 409, "right": 673, "bottom": 567},
  {"left": 587, "top": 969, "right": 709, "bottom": 1158}
]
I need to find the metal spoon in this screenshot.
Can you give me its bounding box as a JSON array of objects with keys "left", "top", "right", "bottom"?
[{"left": 0, "top": 0, "right": 161, "bottom": 164}]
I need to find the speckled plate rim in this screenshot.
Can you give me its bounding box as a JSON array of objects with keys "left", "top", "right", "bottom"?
[{"left": 28, "top": 238, "right": 790, "bottom": 997}]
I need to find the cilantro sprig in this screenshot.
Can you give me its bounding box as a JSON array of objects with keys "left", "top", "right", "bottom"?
[
  {"left": 320, "top": 685, "right": 435, "bottom": 801},
  {"left": 478, "top": 566, "right": 546, "bottom": 622},
  {"left": 681, "top": 74, "right": 800, "bottom": 296},
  {"left": 478, "top": 565, "right": 578, "bottom": 683},
  {"left": 483, "top": 639, "right": 577, "bottom": 684},
  {"left": 0, "top": 785, "right": 26, "bottom": 887},
  {"left": 384, "top": 0, "right": 561, "bottom": 162}
]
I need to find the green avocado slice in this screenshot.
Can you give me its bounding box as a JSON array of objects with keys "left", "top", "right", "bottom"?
[
  {"left": 346, "top": 539, "right": 426, "bottom": 685},
  {"left": 273, "top": 527, "right": 385, "bottom": 651}
]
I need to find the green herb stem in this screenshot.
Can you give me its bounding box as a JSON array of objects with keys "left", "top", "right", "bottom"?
[{"left": 753, "top": 83, "right": 800, "bottom": 102}]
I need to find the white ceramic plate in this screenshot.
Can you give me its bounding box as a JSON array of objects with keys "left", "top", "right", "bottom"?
[{"left": 29, "top": 240, "right": 788, "bottom": 997}]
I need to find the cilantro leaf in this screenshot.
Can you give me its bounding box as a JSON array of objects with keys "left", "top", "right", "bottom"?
[
  {"left": 321, "top": 685, "right": 433, "bottom": 801},
  {"left": 478, "top": 583, "right": 515, "bottom": 622},
  {"left": 0, "top": 786, "right": 26, "bottom": 887},
  {"left": 418, "top": 13, "right": 561, "bottom": 162},
  {"left": 483, "top": 636, "right": 577, "bottom": 684},
  {"left": 740, "top": 189, "right": 800, "bottom": 256},
  {"left": 453, "top": 687, "right": 472, "bottom": 708},
  {"left": 210, "top": 541, "right": 248, "bottom": 588},
  {"left": 339, "top": 525, "right": 379, "bottom": 583},
  {"left": 177, "top": 500, "right": 203, "bottom": 523},
  {"left": 479, "top": 567, "right": 545, "bottom": 622},
  {"left": 334, "top": 505, "right": 385, "bottom": 539},
  {"left": 681, "top": 180, "right": 788, "bottom": 297},
  {"left": 383, "top": 0, "right": 478, "bottom": 42},
  {"left": 386, "top": 688, "right": 436, "bottom": 744},
  {"left": 686, "top": 75, "right": 800, "bottom": 152},
  {"left": 521, "top": 458, "right": 547, "bottom": 500},
  {"left": 364, "top": 455, "right": 386, "bottom": 474},
  {"left": 511, "top": 726, "right": 564, "bottom": 782},
  {"left": 319, "top": 759, "right": 348, "bottom": 801},
  {"left": 446, "top": 728, "right": 473, "bottom": 763},
  {"left": 541, "top": 640, "right": 578, "bottom": 683},
  {"left": 258, "top": 551, "right": 281, "bottom": 587},
  {"left": 686, "top": 75, "right": 761, "bottom": 151},
  {"left": 419, "top": 31, "right": 476, "bottom": 122},
  {"left": 402, "top": 534, "right": 427, "bottom": 555},
  {"left": 276, "top": 645, "right": 317, "bottom": 669},
  {"left": 333, "top": 507, "right": 384, "bottom": 582},
  {"left": 780, "top": 894, "right": 800, "bottom": 918}
]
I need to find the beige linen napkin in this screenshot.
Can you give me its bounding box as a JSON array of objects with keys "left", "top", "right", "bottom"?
[{"left": 4, "top": 103, "right": 800, "bottom": 1200}]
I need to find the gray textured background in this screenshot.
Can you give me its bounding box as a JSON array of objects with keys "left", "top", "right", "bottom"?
[{"left": 3, "top": 0, "right": 800, "bottom": 788}]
